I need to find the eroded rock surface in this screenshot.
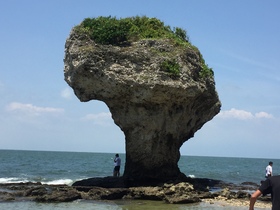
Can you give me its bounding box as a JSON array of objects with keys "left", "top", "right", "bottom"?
[
  {"left": 0, "top": 180, "right": 258, "bottom": 204},
  {"left": 64, "top": 26, "right": 221, "bottom": 183}
]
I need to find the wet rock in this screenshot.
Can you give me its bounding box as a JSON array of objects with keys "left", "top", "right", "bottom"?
[
  {"left": 86, "top": 187, "right": 130, "bottom": 200},
  {"left": 127, "top": 186, "right": 165, "bottom": 201},
  {"left": 0, "top": 191, "right": 15, "bottom": 201},
  {"left": 0, "top": 179, "right": 267, "bottom": 205},
  {"left": 35, "top": 189, "right": 81, "bottom": 202},
  {"left": 72, "top": 176, "right": 125, "bottom": 188},
  {"left": 25, "top": 186, "right": 49, "bottom": 196},
  {"left": 165, "top": 195, "right": 200, "bottom": 204},
  {"left": 235, "top": 190, "right": 250, "bottom": 199}
]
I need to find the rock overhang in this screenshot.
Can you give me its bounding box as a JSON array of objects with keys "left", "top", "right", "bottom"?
[{"left": 64, "top": 16, "right": 221, "bottom": 183}]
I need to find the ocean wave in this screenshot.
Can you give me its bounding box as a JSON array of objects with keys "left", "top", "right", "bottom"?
[
  {"left": 42, "top": 179, "right": 74, "bottom": 185},
  {"left": 0, "top": 177, "right": 29, "bottom": 184},
  {"left": 0, "top": 177, "right": 74, "bottom": 186}
]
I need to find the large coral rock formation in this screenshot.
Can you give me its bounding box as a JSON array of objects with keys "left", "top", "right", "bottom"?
[{"left": 64, "top": 23, "right": 221, "bottom": 184}]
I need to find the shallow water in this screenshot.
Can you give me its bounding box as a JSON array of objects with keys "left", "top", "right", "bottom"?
[{"left": 0, "top": 200, "right": 270, "bottom": 210}]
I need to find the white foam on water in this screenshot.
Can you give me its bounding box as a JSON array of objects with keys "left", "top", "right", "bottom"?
[
  {"left": 42, "top": 179, "right": 74, "bottom": 185},
  {"left": 0, "top": 177, "right": 75, "bottom": 186},
  {"left": 0, "top": 177, "right": 29, "bottom": 183}
]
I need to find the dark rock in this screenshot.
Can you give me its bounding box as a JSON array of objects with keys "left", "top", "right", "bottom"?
[
  {"left": 0, "top": 178, "right": 263, "bottom": 205},
  {"left": 235, "top": 190, "right": 250, "bottom": 199},
  {"left": 25, "top": 186, "right": 48, "bottom": 196},
  {"left": 197, "top": 191, "right": 214, "bottom": 199},
  {"left": 128, "top": 186, "right": 165, "bottom": 201},
  {"left": 35, "top": 189, "right": 81, "bottom": 202},
  {"left": 241, "top": 181, "right": 259, "bottom": 187},
  {"left": 0, "top": 191, "right": 15, "bottom": 201},
  {"left": 87, "top": 187, "right": 130, "bottom": 200},
  {"left": 259, "top": 195, "right": 271, "bottom": 202},
  {"left": 72, "top": 176, "right": 126, "bottom": 188},
  {"left": 219, "top": 188, "right": 235, "bottom": 199},
  {"left": 187, "top": 177, "right": 223, "bottom": 191},
  {"left": 165, "top": 195, "right": 200, "bottom": 204}
]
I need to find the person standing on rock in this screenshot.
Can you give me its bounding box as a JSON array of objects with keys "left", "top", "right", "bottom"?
[
  {"left": 249, "top": 175, "right": 280, "bottom": 210},
  {"left": 265, "top": 161, "right": 273, "bottom": 178},
  {"left": 113, "top": 154, "right": 121, "bottom": 177}
]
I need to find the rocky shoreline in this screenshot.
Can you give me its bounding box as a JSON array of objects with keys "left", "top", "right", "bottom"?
[{"left": 0, "top": 176, "right": 271, "bottom": 208}]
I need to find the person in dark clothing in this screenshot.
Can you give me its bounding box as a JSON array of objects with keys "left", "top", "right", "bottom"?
[{"left": 249, "top": 175, "right": 280, "bottom": 210}]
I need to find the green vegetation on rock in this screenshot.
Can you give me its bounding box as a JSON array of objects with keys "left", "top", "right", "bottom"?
[
  {"left": 74, "top": 16, "right": 214, "bottom": 80},
  {"left": 75, "top": 16, "right": 189, "bottom": 46},
  {"left": 199, "top": 58, "right": 214, "bottom": 79},
  {"left": 160, "top": 59, "right": 180, "bottom": 77}
]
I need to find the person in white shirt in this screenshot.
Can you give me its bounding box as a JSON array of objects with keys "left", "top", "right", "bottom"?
[
  {"left": 113, "top": 154, "right": 121, "bottom": 177},
  {"left": 265, "top": 161, "right": 273, "bottom": 178}
]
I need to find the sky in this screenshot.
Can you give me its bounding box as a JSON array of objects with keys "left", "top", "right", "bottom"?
[{"left": 0, "top": 0, "right": 279, "bottom": 159}]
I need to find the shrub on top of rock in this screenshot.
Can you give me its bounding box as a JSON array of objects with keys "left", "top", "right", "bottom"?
[
  {"left": 73, "top": 15, "right": 213, "bottom": 80},
  {"left": 74, "top": 16, "right": 189, "bottom": 46}
]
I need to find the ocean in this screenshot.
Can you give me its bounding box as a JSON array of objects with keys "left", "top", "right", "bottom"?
[{"left": 1, "top": 150, "right": 277, "bottom": 210}]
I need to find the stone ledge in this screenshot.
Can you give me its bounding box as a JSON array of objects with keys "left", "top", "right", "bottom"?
[{"left": 0, "top": 177, "right": 268, "bottom": 205}]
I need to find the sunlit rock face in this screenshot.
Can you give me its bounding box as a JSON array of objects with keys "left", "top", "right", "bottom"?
[{"left": 64, "top": 27, "right": 221, "bottom": 184}]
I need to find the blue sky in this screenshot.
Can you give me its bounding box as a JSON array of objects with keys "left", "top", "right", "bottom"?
[{"left": 0, "top": 0, "right": 279, "bottom": 158}]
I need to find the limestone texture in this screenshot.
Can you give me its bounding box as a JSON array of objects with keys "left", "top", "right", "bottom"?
[
  {"left": 64, "top": 23, "right": 221, "bottom": 183},
  {"left": 0, "top": 179, "right": 259, "bottom": 204}
]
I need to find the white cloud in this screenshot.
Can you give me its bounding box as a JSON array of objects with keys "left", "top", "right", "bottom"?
[
  {"left": 81, "top": 112, "right": 112, "bottom": 126},
  {"left": 61, "top": 87, "right": 73, "bottom": 99},
  {"left": 218, "top": 108, "right": 273, "bottom": 120},
  {"left": 6, "top": 102, "right": 64, "bottom": 115},
  {"left": 255, "top": 111, "right": 273, "bottom": 119}
]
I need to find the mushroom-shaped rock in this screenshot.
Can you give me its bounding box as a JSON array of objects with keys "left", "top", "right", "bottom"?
[{"left": 64, "top": 17, "right": 221, "bottom": 184}]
